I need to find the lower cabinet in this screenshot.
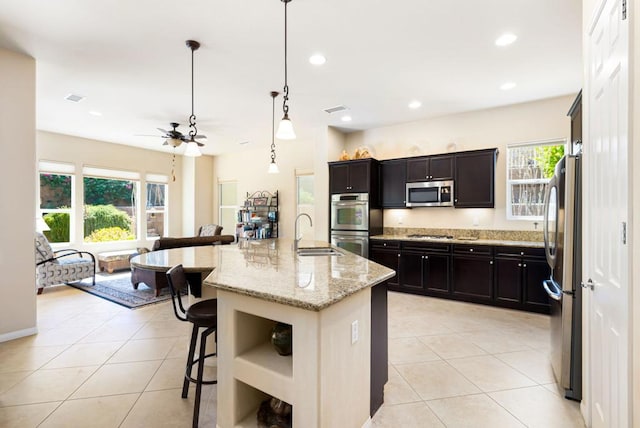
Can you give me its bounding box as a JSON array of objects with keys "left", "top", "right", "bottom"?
[
  {"left": 369, "top": 240, "right": 550, "bottom": 313},
  {"left": 451, "top": 244, "right": 493, "bottom": 302},
  {"left": 494, "top": 246, "right": 551, "bottom": 313},
  {"left": 369, "top": 240, "right": 400, "bottom": 288}
]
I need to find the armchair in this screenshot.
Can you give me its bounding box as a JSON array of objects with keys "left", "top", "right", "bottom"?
[{"left": 34, "top": 232, "right": 96, "bottom": 294}]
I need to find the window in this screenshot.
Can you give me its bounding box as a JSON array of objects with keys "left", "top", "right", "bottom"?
[
  {"left": 82, "top": 167, "right": 140, "bottom": 242},
  {"left": 296, "top": 172, "right": 315, "bottom": 240},
  {"left": 507, "top": 140, "right": 566, "bottom": 220},
  {"left": 146, "top": 174, "right": 168, "bottom": 239},
  {"left": 219, "top": 181, "right": 238, "bottom": 241},
  {"left": 39, "top": 161, "right": 75, "bottom": 243}
]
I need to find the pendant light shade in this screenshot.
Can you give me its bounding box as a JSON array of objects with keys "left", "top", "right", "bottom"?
[
  {"left": 277, "top": 0, "right": 296, "bottom": 141},
  {"left": 268, "top": 91, "right": 280, "bottom": 173},
  {"left": 184, "top": 140, "right": 202, "bottom": 157},
  {"left": 276, "top": 113, "right": 296, "bottom": 140}
]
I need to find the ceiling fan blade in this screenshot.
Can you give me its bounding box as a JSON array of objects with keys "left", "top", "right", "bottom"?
[
  {"left": 194, "top": 134, "right": 207, "bottom": 139},
  {"left": 157, "top": 128, "right": 168, "bottom": 134},
  {"left": 196, "top": 142, "right": 205, "bottom": 147},
  {"left": 135, "top": 134, "right": 165, "bottom": 137}
]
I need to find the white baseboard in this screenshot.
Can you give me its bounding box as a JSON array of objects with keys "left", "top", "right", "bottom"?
[{"left": 0, "top": 327, "right": 38, "bottom": 343}]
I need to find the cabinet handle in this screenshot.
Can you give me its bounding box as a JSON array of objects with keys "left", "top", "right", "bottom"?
[
  {"left": 425, "top": 256, "right": 429, "bottom": 260},
  {"left": 523, "top": 263, "right": 527, "bottom": 268},
  {"left": 518, "top": 263, "right": 522, "bottom": 267},
  {"left": 455, "top": 199, "right": 458, "bottom": 202},
  {"left": 421, "top": 255, "right": 425, "bottom": 259},
  {"left": 383, "top": 243, "right": 387, "bottom": 247},
  {"left": 520, "top": 251, "right": 524, "bottom": 256},
  {"left": 398, "top": 253, "right": 401, "bottom": 257},
  {"left": 469, "top": 248, "right": 474, "bottom": 252},
  {"left": 489, "top": 260, "right": 493, "bottom": 265}
]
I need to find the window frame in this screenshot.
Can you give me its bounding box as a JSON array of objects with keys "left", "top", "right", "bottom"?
[
  {"left": 81, "top": 166, "right": 141, "bottom": 243},
  {"left": 296, "top": 170, "right": 315, "bottom": 240},
  {"left": 145, "top": 173, "right": 169, "bottom": 240},
  {"left": 218, "top": 180, "right": 239, "bottom": 242},
  {"left": 38, "top": 161, "right": 76, "bottom": 244},
  {"left": 506, "top": 138, "right": 568, "bottom": 221}
]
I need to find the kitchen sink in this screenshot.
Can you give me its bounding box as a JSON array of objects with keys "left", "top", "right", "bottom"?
[{"left": 296, "top": 247, "right": 343, "bottom": 257}]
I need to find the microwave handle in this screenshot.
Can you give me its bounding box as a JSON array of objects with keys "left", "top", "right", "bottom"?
[
  {"left": 333, "top": 236, "right": 366, "bottom": 242},
  {"left": 333, "top": 201, "right": 367, "bottom": 207}
]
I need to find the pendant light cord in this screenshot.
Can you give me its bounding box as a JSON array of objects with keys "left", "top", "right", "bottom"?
[
  {"left": 282, "top": 0, "right": 289, "bottom": 116},
  {"left": 188, "top": 42, "right": 198, "bottom": 140},
  {"left": 271, "top": 92, "right": 277, "bottom": 163}
]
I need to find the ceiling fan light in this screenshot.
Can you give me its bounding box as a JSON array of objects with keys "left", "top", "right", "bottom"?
[
  {"left": 276, "top": 114, "right": 296, "bottom": 140},
  {"left": 166, "top": 138, "right": 183, "bottom": 148},
  {"left": 184, "top": 140, "right": 202, "bottom": 157},
  {"left": 268, "top": 161, "right": 280, "bottom": 174}
]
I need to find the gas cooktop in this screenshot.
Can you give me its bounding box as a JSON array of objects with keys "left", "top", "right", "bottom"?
[{"left": 407, "top": 234, "right": 454, "bottom": 240}]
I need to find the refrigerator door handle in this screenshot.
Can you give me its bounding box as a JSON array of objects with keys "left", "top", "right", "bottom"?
[
  {"left": 543, "top": 173, "right": 559, "bottom": 269},
  {"left": 543, "top": 279, "right": 563, "bottom": 301}
]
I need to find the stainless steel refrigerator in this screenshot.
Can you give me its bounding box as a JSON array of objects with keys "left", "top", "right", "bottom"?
[{"left": 542, "top": 153, "right": 582, "bottom": 401}]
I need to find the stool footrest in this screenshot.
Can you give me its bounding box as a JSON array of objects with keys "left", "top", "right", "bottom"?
[{"left": 185, "top": 352, "right": 217, "bottom": 385}]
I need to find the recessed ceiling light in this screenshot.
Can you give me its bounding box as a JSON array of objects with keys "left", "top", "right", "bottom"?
[
  {"left": 88, "top": 111, "right": 102, "bottom": 117},
  {"left": 341, "top": 115, "right": 352, "bottom": 122},
  {"left": 409, "top": 100, "right": 422, "bottom": 109},
  {"left": 500, "top": 81, "right": 517, "bottom": 90},
  {"left": 309, "top": 54, "right": 326, "bottom": 65},
  {"left": 495, "top": 33, "right": 517, "bottom": 47}
]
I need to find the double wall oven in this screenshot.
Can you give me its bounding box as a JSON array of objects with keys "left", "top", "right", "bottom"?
[{"left": 330, "top": 193, "right": 369, "bottom": 258}]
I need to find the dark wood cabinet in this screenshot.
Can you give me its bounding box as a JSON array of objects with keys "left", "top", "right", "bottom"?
[
  {"left": 568, "top": 90, "right": 582, "bottom": 147},
  {"left": 397, "top": 242, "right": 451, "bottom": 296},
  {"left": 454, "top": 149, "right": 497, "bottom": 208},
  {"left": 369, "top": 240, "right": 400, "bottom": 288},
  {"left": 406, "top": 155, "right": 453, "bottom": 182},
  {"left": 329, "top": 159, "right": 379, "bottom": 196},
  {"left": 494, "top": 246, "right": 550, "bottom": 313},
  {"left": 452, "top": 244, "right": 494, "bottom": 301},
  {"left": 380, "top": 159, "right": 407, "bottom": 208}
]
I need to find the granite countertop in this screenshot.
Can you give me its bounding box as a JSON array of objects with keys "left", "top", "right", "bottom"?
[
  {"left": 203, "top": 239, "right": 395, "bottom": 311},
  {"left": 370, "top": 234, "right": 544, "bottom": 248}
]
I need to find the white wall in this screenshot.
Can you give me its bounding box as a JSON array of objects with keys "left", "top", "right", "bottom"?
[
  {"left": 213, "top": 137, "right": 317, "bottom": 240},
  {"left": 0, "top": 48, "right": 37, "bottom": 341},
  {"left": 345, "top": 95, "right": 576, "bottom": 231}
]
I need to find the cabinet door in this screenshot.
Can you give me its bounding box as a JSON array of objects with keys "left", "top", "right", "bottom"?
[
  {"left": 429, "top": 155, "right": 454, "bottom": 180},
  {"left": 381, "top": 159, "right": 407, "bottom": 208},
  {"left": 523, "top": 258, "right": 551, "bottom": 310},
  {"left": 399, "top": 251, "right": 425, "bottom": 293},
  {"left": 406, "top": 158, "right": 429, "bottom": 182},
  {"left": 452, "top": 255, "right": 493, "bottom": 301},
  {"left": 454, "top": 149, "right": 496, "bottom": 208},
  {"left": 369, "top": 248, "right": 400, "bottom": 288},
  {"left": 347, "top": 161, "right": 370, "bottom": 193},
  {"left": 495, "top": 257, "right": 522, "bottom": 304},
  {"left": 329, "top": 164, "right": 350, "bottom": 193},
  {"left": 423, "top": 253, "right": 450, "bottom": 295}
]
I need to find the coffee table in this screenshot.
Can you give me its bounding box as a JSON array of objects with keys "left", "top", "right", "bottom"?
[{"left": 130, "top": 246, "right": 219, "bottom": 297}]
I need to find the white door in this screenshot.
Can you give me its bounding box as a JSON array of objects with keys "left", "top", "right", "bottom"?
[{"left": 584, "top": 0, "right": 630, "bottom": 427}]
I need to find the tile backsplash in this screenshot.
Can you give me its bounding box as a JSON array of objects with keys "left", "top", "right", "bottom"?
[{"left": 383, "top": 227, "right": 544, "bottom": 242}]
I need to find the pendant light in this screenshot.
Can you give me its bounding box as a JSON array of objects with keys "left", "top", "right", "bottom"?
[
  {"left": 184, "top": 40, "right": 202, "bottom": 157},
  {"left": 276, "top": 0, "right": 296, "bottom": 140},
  {"left": 268, "top": 91, "right": 280, "bottom": 174}
]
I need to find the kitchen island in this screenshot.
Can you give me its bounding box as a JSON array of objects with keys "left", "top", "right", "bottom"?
[{"left": 203, "top": 239, "right": 394, "bottom": 428}]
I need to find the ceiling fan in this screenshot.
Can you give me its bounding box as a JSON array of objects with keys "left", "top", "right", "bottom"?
[{"left": 154, "top": 122, "right": 206, "bottom": 148}]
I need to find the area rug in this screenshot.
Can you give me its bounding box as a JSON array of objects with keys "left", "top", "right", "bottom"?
[{"left": 67, "top": 273, "right": 174, "bottom": 309}]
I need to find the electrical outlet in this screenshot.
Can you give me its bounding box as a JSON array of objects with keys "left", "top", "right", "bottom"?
[{"left": 351, "top": 320, "right": 359, "bottom": 344}]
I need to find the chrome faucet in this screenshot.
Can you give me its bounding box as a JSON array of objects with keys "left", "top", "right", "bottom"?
[{"left": 294, "top": 213, "right": 313, "bottom": 251}]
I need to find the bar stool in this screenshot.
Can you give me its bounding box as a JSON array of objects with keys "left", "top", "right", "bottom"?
[{"left": 166, "top": 264, "right": 217, "bottom": 428}]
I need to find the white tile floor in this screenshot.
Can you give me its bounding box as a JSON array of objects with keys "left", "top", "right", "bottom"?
[{"left": 0, "top": 285, "right": 585, "bottom": 427}]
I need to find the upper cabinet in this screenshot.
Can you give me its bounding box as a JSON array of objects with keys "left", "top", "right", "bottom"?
[
  {"left": 406, "top": 154, "right": 454, "bottom": 182},
  {"left": 329, "top": 158, "right": 379, "bottom": 197},
  {"left": 454, "top": 148, "right": 497, "bottom": 208},
  {"left": 380, "top": 159, "right": 407, "bottom": 208}
]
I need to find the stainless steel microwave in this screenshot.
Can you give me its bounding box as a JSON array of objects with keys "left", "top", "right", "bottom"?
[{"left": 406, "top": 180, "right": 454, "bottom": 207}]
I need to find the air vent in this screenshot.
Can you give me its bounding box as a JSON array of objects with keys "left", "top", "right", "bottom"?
[
  {"left": 65, "top": 94, "right": 85, "bottom": 103},
  {"left": 323, "top": 105, "right": 348, "bottom": 114}
]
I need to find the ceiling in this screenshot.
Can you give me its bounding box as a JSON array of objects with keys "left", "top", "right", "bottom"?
[{"left": 0, "top": 0, "right": 582, "bottom": 156}]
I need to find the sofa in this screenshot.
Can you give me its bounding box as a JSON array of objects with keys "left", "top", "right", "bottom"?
[{"left": 151, "top": 235, "right": 234, "bottom": 251}]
